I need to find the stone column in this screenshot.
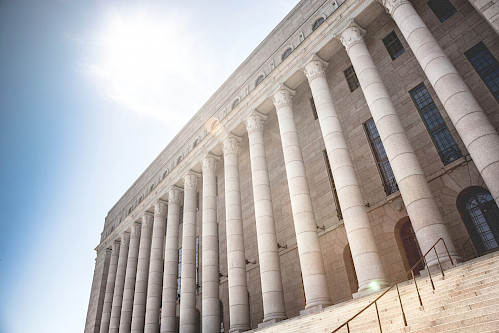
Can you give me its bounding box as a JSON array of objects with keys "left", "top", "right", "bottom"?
[
  {"left": 272, "top": 85, "right": 332, "bottom": 311},
  {"left": 119, "top": 224, "right": 141, "bottom": 333},
  {"left": 303, "top": 55, "right": 387, "bottom": 293},
  {"left": 245, "top": 111, "right": 287, "bottom": 322},
  {"left": 109, "top": 233, "right": 130, "bottom": 332},
  {"left": 223, "top": 135, "right": 250, "bottom": 332},
  {"left": 179, "top": 172, "right": 199, "bottom": 333},
  {"left": 381, "top": 0, "right": 499, "bottom": 206},
  {"left": 339, "top": 21, "right": 459, "bottom": 266},
  {"left": 144, "top": 200, "right": 168, "bottom": 333},
  {"left": 131, "top": 212, "right": 154, "bottom": 333},
  {"left": 161, "top": 188, "right": 182, "bottom": 333},
  {"left": 85, "top": 249, "right": 111, "bottom": 333},
  {"left": 201, "top": 155, "right": 220, "bottom": 333},
  {"left": 100, "top": 241, "right": 120, "bottom": 333}
]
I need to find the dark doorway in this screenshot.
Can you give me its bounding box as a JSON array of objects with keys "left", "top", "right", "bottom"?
[
  {"left": 399, "top": 219, "right": 424, "bottom": 274},
  {"left": 343, "top": 243, "right": 358, "bottom": 295}
]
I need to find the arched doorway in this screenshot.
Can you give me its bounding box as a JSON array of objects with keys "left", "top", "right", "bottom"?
[
  {"left": 396, "top": 217, "right": 424, "bottom": 274},
  {"left": 343, "top": 244, "right": 358, "bottom": 295},
  {"left": 457, "top": 187, "right": 499, "bottom": 256}
]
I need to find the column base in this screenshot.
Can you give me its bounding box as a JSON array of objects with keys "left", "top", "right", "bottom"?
[
  {"left": 258, "top": 317, "right": 284, "bottom": 329},
  {"left": 300, "top": 303, "right": 326, "bottom": 316}
]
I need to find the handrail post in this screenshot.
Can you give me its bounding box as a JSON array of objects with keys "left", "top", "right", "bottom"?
[
  {"left": 423, "top": 255, "right": 435, "bottom": 290},
  {"left": 434, "top": 247, "right": 445, "bottom": 278},
  {"left": 346, "top": 322, "right": 350, "bottom": 333},
  {"left": 396, "top": 283, "right": 407, "bottom": 326},
  {"left": 441, "top": 238, "right": 454, "bottom": 266},
  {"left": 375, "top": 301, "right": 382, "bottom": 333},
  {"left": 411, "top": 269, "right": 423, "bottom": 307}
]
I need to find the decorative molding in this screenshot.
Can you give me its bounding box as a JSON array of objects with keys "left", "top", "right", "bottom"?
[
  {"left": 303, "top": 54, "right": 328, "bottom": 82},
  {"left": 184, "top": 172, "right": 199, "bottom": 191},
  {"left": 379, "top": 0, "right": 410, "bottom": 15},
  {"left": 222, "top": 135, "right": 242, "bottom": 155},
  {"left": 202, "top": 154, "right": 219, "bottom": 174},
  {"left": 337, "top": 20, "right": 366, "bottom": 52},
  {"left": 169, "top": 187, "right": 182, "bottom": 206},
  {"left": 154, "top": 199, "right": 168, "bottom": 217},
  {"left": 271, "top": 84, "right": 295, "bottom": 110},
  {"left": 245, "top": 110, "right": 267, "bottom": 135},
  {"left": 142, "top": 212, "right": 154, "bottom": 228}
]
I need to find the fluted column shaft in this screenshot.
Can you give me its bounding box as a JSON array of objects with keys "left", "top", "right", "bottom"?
[
  {"left": 109, "top": 233, "right": 130, "bottom": 332},
  {"left": 100, "top": 241, "right": 121, "bottom": 333},
  {"left": 223, "top": 136, "right": 250, "bottom": 333},
  {"left": 201, "top": 156, "right": 220, "bottom": 333},
  {"left": 161, "top": 189, "right": 182, "bottom": 333},
  {"left": 245, "top": 112, "right": 287, "bottom": 321},
  {"left": 144, "top": 200, "right": 168, "bottom": 333},
  {"left": 179, "top": 173, "right": 199, "bottom": 333},
  {"left": 119, "top": 225, "right": 141, "bottom": 333},
  {"left": 339, "top": 22, "right": 458, "bottom": 266},
  {"left": 381, "top": 0, "right": 499, "bottom": 205},
  {"left": 272, "top": 86, "right": 332, "bottom": 310},
  {"left": 131, "top": 212, "right": 154, "bottom": 333},
  {"left": 303, "top": 56, "right": 387, "bottom": 293}
]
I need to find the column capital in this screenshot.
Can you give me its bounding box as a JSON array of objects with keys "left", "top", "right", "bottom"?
[
  {"left": 378, "top": 0, "right": 411, "bottom": 15},
  {"left": 131, "top": 224, "right": 141, "bottom": 238},
  {"left": 120, "top": 232, "right": 131, "bottom": 246},
  {"left": 245, "top": 110, "right": 267, "bottom": 135},
  {"left": 168, "top": 187, "right": 182, "bottom": 205},
  {"left": 154, "top": 199, "right": 168, "bottom": 216},
  {"left": 222, "top": 134, "right": 242, "bottom": 155},
  {"left": 202, "top": 154, "right": 219, "bottom": 174},
  {"left": 337, "top": 20, "right": 366, "bottom": 52},
  {"left": 271, "top": 84, "right": 295, "bottom": 110},
  {"left": 184, "top": 172, "right": 199, "bottom": 191},
  {"left": 142, "top": 211, "right": 154, "bottom": 228},
  {"left": 302, "top": 54, "right": 328, "bottom": 82},
  {"left": 112, "top": 241, "right": 121, "bottom": 252}
]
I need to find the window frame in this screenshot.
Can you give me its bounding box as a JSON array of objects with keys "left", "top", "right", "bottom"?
[
  {"left": 465, "top": 42, "right": 499, "bottom": 102},
  {"left": 312, "top": 17, "right": 325, "bottom": 31},
  {"left": 427, "top": 0, "right": 457, "bottom": 23},
  {"left": 343, "top": 65, "right": 360, "bottom": 92},
  {"left": 322, "top": 149, "right": 343, "bottom": 220},
  {"left": 382, "top": 31, "right": 405, "bottom": 61}
]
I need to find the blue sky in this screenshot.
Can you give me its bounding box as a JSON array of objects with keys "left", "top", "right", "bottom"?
[{"left": 0, "top": 1, "right": 299, "bottom": 332}]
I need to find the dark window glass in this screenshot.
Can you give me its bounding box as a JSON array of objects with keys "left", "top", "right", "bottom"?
[
  {"left": 313, "top": 17, "right": 325, "bottom": 31},
  {"left": 310, "top": 98, "right": 318, "bottom": 120},
  {"left": 282, "top": 48, "right": 292, "bottom": 61},
  {"left": 196, "top": 192, "right": 200, "bottom": 211},
  {"left": 323, "top": 150, "right": 342, "bottom": 220},
  {"left": 364, "top": 118, "right": 399, "bottom": 195},
  {"left": 459, "top": 188, "right": 499, "bottom": 255},
  {"left": 465, "top": 42, "right": 499, "bottom": 101},
  {"left": 343, "top": 65, "right": 360, "bottom": 92},
  {"left": 255, "top": 75, "right": 264, "bottom": 86},
  {"left": 427, "top": 0, "right": 457, "bottom": 23},
  {"left": 179, "top": 205, "right": 184, "bottom": 224},
  {"left": 232, "top": 99, "right": 240, "bottom": 109},
  {"left": 177, "top": 248, "right": 182, "bottom": 300},
  {"left": 409, "top": 83, "right": 463, "bottom": 165},
  {"left": 382, "top": 31, "right": 405, "bottom": 60}
]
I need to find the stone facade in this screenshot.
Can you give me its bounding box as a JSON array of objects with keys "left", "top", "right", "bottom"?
[{"left": 85, "top": 0, "right": 499, "bottom": 332}]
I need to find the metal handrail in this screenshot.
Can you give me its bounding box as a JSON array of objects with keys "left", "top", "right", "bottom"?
[{"left": 332, "top": 237, "right": 454, "bottom": 333}]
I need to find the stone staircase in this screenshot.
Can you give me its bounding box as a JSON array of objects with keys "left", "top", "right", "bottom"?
[{"left": 249, "top": 252, "right": 499, "bottom": 333}]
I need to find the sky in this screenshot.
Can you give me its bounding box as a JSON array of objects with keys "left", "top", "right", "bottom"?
[{"left": 0, "top": 1, "right": 300, "bottom": 332}]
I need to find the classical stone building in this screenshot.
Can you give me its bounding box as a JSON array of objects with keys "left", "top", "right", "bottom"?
[{"left": 85, "top": 0, "right": 499, "bottom": 332}]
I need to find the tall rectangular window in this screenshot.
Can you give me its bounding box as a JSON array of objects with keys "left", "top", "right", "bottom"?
[
  {"left": 179, "top": 206, "right": 184, "bottom": 224},
  {"left": 427, "top": 0, "right": 457, "bottom": 23},
  {"left": 465, "top": 42, "right": 499, "bottom": 101},
  {"left": 195, "top": 236, "right": 200, "bottom": 288},
  {"left": 382, "top": 31, "right": 405, "bottom": 60},
  {"left": 344, "top": 65, "right": 360, "bottom": 92},
  {"left": 364, "top": 118, "right": 399, "bottom": 195},
  {"left": 322, "top": 149, "right": 343, "bottom": 220},
  {"left": 177, "top": 248, "right": 182, "bottom": 300},
  {"left": 409, "top": 83, "right": 463, "bottom": 165},
  {"left": 310, "top": 97, "right": 318, "bottom": 120}
]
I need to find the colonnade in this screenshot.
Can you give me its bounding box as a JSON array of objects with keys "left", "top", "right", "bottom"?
[{"left": 93, "top": 0, "right": 499, "bottom": 331}]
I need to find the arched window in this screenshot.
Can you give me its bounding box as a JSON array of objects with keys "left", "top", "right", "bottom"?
[
  {"left": 150, "top": 184, "right": 155, "bottom": 192},
  {"left": 177, "top": 155, "right": 183, "bottom": 164},
  {"left": 128, "top": 207, "right": 132, "bottom": 214},
  {"left": 282, "top": 47, "right": 292, "bottom": 61},
  {"left": 255, "top": 74, "right": 264, "bottom": 87},
  {"left": 232, "top": 98, "right": 240, "bottom": 110},
  {"left": 312, "top": 17, "right": 325, "bottom": 31},
  {"left": 163, "top": 170, "right": 169, "bottom": 178},
  {"left": 458, "top": 187, "right": 499, "bottom": 255}
]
